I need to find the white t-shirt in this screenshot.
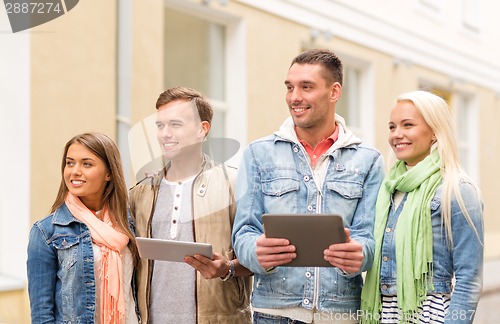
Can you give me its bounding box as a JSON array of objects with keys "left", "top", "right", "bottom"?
[{"left": 93, "top": 244, "right": 138, "bottom": 324}]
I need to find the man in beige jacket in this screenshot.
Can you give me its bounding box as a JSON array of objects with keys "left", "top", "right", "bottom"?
[{"left": 129, "top": 87, "right": 252, "bottom": 324}]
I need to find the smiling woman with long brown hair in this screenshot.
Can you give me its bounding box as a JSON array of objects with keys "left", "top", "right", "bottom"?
[{"left": 27, "top": 132, "right": 139, "bottom": 324}]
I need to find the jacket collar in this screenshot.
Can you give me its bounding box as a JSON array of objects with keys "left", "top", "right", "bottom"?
[
  {"left": 135, "top": 153, "right": 221, "bottom": 198},
  {"left": 52, "top": 203, "right": 80, "bottom": 225},
  {"left": 274, "top": 115, "right": 362, "bottom": 154}
]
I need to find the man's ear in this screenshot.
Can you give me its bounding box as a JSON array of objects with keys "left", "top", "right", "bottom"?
[
  {"left": 200, "top": 121, "right": 211, "bottom": 137},
  {"left": 330, "top": 81, "right": 342, "bottom": 102}
]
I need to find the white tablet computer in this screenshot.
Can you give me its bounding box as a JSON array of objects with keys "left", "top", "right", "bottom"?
[
  {"left": 262, "top": 213, "right": 346, "bottom": 267},
  {"left": 136, "top": 237, "right": 213, "bottom": 262}
]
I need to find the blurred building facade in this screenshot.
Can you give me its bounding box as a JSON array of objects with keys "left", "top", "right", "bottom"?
[{"left": 1, "top": 0, "right": 499, "bottom": 322}]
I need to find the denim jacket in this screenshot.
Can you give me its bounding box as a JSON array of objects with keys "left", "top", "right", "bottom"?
[
  {"left": 27, "top": 203, "right": 97, "bottom": 324},
  {"left": 379, "top": 180, "right": 484, "bottom": 322},
  {"left": 232, "top": 116, "right": 384, "bottom": 312}
]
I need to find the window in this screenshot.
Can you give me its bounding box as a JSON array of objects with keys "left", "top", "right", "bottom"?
[
  {"left": 417, "top": 84, "right": 480, "bottom": 184},
  {"left": 164, "top": 10, "right": 227, "bottom": 138},
  {"left": 336, "top": 67, "right": 361, "bottom": 131},
  {"left": 457, "top": 95, "right": 471, "bottom": 170},
  {"left": 162, "top": 2, "right": 247, "bottom": 167},
  {"left": 455, "top": 93, "right": 480, "bottom": 183},
  {"left": 126, "top": 2, "right": 246, "bottom": 181},
  {"left": 335, "top": 60, "right": 374, "bottom": 144}
]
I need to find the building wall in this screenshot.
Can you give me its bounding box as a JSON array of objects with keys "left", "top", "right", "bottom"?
[
  {"left": 0, "top": 290, "right": 29, "bottom": 324},
  {"left": 131, "top": 0, "right": 164, "bottom": 124},
  {"left": 1, "top": 0, "right": 119, "bottom": 322},
  {"left": 0, "top": 4, "right": 30, "bottom": 324},
  {"left": 477, "top": 89, "right": 500, "bottom": 257},
  {"left": 30, "top": 0, "right": 118, "bottom": 225},
  {"left": 234, "top": 2, "right": 306, "bottom": 141}
]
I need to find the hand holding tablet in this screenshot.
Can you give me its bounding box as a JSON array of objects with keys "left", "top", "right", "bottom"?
[{"left": 262, "top": 213, "right": 346, "bottom": 267}]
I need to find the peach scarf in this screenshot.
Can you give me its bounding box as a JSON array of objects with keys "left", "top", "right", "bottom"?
[{"left": 65, "top": 193, "right": 129, "bottom": 324}]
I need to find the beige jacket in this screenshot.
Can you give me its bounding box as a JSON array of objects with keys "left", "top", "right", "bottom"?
[{"left": 129, "top": 156, "right": 251, "bottom": 324}]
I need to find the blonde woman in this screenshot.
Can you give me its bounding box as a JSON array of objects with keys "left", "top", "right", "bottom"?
[
  {"left": 361, "top": 91, "right": 483, "bottom": 323},
  {"left": 27, "top": 132, "right": 139, "bottom": 323}
]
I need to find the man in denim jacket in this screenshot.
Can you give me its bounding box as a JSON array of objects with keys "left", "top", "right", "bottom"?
[{"left": 232, "top": 49, "right": 384, "bottom": 323}]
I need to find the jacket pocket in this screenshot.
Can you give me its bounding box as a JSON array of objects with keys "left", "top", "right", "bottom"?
[
  {"left": 333, "top": 271, "right": 362, "bottom": 300},
  {"left": 324, "top": 179, "right": 363, "bottom": 222},
  {"left": 261, "top": 169, "right": 300, "bottom": 196},
  {"left": 261, "top": 169, "right": 300, "bottom": 213},
  {"left": 325, "top": 181, "right": 363, "bottom": 199},
  {"left": 51, "top": 235, "right": 80, "bottom": 270}
]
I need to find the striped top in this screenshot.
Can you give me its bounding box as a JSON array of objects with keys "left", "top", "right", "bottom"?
[{"left": 380, "top": 294, "right": 450, "bottom": 323}]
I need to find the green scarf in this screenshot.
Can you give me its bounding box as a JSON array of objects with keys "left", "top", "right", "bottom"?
[{"left": 361, "top": 151, "right": 442, "bottom": 323}]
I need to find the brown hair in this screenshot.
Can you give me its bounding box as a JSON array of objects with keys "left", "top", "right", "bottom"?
[
  {"left": 290, "top": 49, "right": 343, "bottom": 86},
  {"left": 156, "top": 86, "right": 213, "bottom": 125},
  {"left": 51, "top": 132, "right": 138, "bottom": 262}
]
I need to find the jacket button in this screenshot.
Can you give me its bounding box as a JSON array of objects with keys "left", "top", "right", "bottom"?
[
  {"left": 382, "top": 256, "right": 390, "bottom": 262},
  {"left": 293, "top": 147, "right": 299, "bottom": 153},
  {"left": 303, "top": 298, "right": 310, "bottom": 305},
  {"left": 304, "top": 175, "right": 310, "bottom": 181},
  {"left": 305, "top": 271, "right": 312, "bottom": 278},
  {"left": 385, "top": 227, "right": 392, "bottom": 233},
  {"left": 307, "top": 205, "right": 313, "bottom": 211},
  {"left": 381, "top": 284, "right": 389, "bottom": 290}
]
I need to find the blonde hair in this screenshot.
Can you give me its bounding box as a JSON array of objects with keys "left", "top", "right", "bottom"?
[{"left": 392, "top": 90, "right": 482, "bottom": 246}]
